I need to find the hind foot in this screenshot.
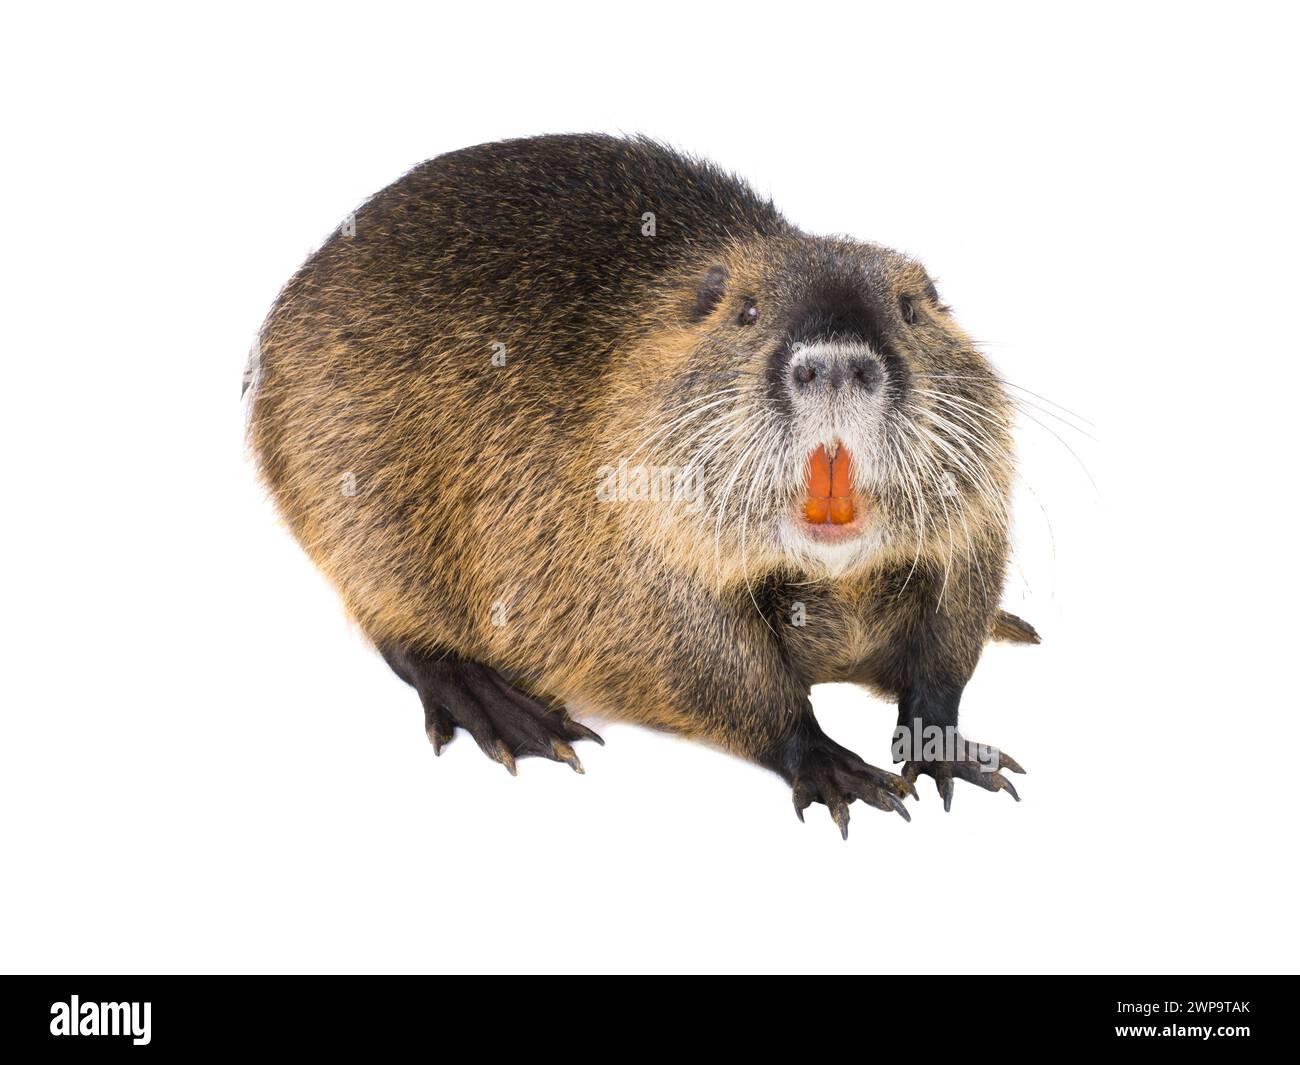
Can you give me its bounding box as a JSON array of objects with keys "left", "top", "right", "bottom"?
[{"left": 379, "top": 644, "right": 602, "bottom": 774}]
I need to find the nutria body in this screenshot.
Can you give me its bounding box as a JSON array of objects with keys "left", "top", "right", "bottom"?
[{"left": 249, "top": 133, "right": 1034, "bottom": 835}]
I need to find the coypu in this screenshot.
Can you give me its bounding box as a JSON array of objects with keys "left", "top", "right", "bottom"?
[{"left": 248, "top": 133, "right": 1037, "bottom": 837}]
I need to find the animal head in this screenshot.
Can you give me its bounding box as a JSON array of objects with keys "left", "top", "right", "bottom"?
[{"left": 612, "top": 234, "right": 1014, "bottom": 586}]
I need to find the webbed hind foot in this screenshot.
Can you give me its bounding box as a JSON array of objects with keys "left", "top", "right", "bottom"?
[{"left": 379, "top": 644, "right": 602, "bottom": 774}]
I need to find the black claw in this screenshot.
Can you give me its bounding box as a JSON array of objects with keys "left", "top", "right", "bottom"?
[
  {"left": 888, "top": 793, "right": 912, "bottom": 822},
  {"left": 1001, "top": 752, "right": 1026, "bottom": 774},
  {"left": 492, "top": 741, "right": 518, "bottom": 776},
  {"left": 830, "top": 801, "right": 850, "bottom": 839},
  {"left": 567, "top": 721, "right": 605, "bottom": 746},
  {"left": 940, "top": 778, "right": 954, "bottom": 812},
  {"left": 551, "top": 740, "right": 584, "bottom": 774},
  {"left": 426, "top": 724, "right": 450, "bottom": 755},
  {"left": 1002, "top": 777, "right": 1020, "bottom": 802},
  {"left": 792, "top": 788, "right": 811, "bottom": 822},
  {"left": 424, "top": 703, "right": 455, "bottom": 756}
]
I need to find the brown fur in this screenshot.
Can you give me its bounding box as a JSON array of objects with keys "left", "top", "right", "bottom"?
[{"left": 249, "top": 134, "right": 1026, "bottom": 790}]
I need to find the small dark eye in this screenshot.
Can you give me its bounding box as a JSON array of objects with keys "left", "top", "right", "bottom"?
[
  {"left": 739, "top": 299, "right": 759, "bottom": 326},
  {"left": 793, "top": 364, "right": 816, "bottom": 385},
  {"left": 899, "top": 295, "right": 918, "bottom": 324}
]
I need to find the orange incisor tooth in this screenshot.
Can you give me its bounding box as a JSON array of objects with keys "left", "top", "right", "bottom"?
[
  {"left": 807, "top": 444, "right": 832, "bottom": 498},
  {"left": 804, "top": 444, "right": 855, "bottom": 525},
  {"left": 830, "top": 446, "right": 852, "bottom": 499},
  {"left": 829, "top": 447, "right": 854, "bottom": 524},
  {"left": 804, "top": 498, "right": 830, "bottom": 524}
]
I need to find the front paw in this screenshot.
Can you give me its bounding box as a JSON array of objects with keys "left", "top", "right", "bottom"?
[
  {"left": 780, "top": 727, "right": 916, "bottom": 839},
  {"left": 900, "top": 734, "right": 1025, "bottom": 812}
]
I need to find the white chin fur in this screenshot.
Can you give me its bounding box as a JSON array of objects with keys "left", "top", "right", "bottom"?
[{"left": 776, "top": 514, "right": 889, "bottom": 579}]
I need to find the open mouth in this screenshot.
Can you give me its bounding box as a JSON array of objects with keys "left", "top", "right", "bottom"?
[{"left": 800, "top": 442, "right": 866, "bottom": 542}]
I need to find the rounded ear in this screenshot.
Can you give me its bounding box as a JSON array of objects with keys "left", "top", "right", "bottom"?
[{"left": 692, "top": 264, "right": 728, "bottom": 320}]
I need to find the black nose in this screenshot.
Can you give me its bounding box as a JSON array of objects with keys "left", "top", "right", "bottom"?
[
  {"left": 849, "top": 358, "right": 882, "bottom": 393},
  {"left": 791, "top": 357, "right": 882, "bottom": 393},
  {"left": 792, "top": 361, "right": 821, "bottom": 387}
]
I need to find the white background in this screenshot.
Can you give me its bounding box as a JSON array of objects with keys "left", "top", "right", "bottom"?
[{"left": 3, "top": 2, "right": 1296, "bottom": 974}]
